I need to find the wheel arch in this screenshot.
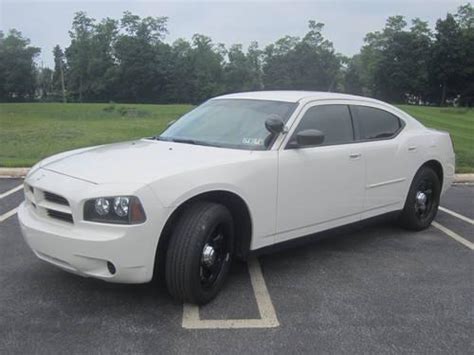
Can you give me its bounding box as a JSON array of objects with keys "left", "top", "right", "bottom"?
[
  {"left": 401, "top": 158, "right": 444, "bottom": 211},
  {"left": 153, "top": 190, "right": 253, "bottom": 279},
  {"left": 420, "top": 159, "right": 444, "bottom": 186}
]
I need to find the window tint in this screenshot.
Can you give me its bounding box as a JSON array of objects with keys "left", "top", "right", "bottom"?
[
  {"left": 351, "top": 105, "right": 401, "bottom": 140},
  {"left": 290, "top": 104, "right": 354, "bottom": 146}
]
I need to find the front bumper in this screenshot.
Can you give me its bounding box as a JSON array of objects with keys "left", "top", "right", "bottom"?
[{"left": 18, "top": 169, "right": 168, "bottom": 283}]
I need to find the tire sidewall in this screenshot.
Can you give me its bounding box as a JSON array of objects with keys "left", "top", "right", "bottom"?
[
  {"left": 188, "top": 205, "right": 234, "bottom": 303},
  {"left": 402, "top": 167, "right": 441, "bottom": 230}
]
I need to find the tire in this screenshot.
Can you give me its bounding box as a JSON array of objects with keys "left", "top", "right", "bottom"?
[
  {"left": 399, "top": 166, "right": 441, "bottom": 231},
  {"left": 165, "top": 201, "right": 234, "bottom": 304}
]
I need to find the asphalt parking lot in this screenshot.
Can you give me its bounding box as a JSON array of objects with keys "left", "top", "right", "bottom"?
[{"left": 0, "top": 178, "right": 472, "bottom": 354}]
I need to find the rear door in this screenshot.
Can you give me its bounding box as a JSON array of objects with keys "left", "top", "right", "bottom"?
[{"left": 349, "top": 104, "right": 407, "bottom": 217}]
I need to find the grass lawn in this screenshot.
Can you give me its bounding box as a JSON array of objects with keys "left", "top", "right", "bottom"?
[
  {"left": 0, "top": 103, "right": 193, "bottom": 167},
  {"left": 0, "top": 102, "right": 472, "bottom": 172}
]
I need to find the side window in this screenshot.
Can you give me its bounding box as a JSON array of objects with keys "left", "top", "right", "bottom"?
[
  {"left": 351, "top": 105, "right": 401, "bottom": 140},
  {"left": 289, "top": 105, "right": 354, "bottom": 146}
]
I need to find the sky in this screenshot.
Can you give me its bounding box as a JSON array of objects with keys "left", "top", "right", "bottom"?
[{"left": 0, "top": 0, "right": 467, "bottom": 68}]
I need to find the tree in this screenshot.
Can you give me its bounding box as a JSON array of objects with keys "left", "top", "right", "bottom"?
[
  {"left": 263, "top": 21, "right": 342, "bottom": 91},
  {"left": 88, "top": 18, "right": 119, "bottom": 100},
  {"left": 0, "top": 30, "right": 40, "bottom": 101},
  {"left": 189, "top": 34, "right": 226, "bottom": 102},
  {"left": 65, "top": 12, "right": 96, "bottom": 101},
  {"left": 2, "top": 8, "right": 471, "bottom": 105},
  {"left": 37, "top": 67, "right": 54, "bottom": 100},
  {"left": 224, "top": 42, "right": 263, "bottom": 93},
  {"left": 65, "top": 12, "right": 122, "bottom": 102},
  {"left": 52, "top": 45, "right": 67, "bottom": 102},
  {"left": 430, "top": 14, "right": 464, "bottom": 105},
  {"left": 352, "top": 16, "right": 433, "bottom": 103},
  {"left": 163, "top": 35, "right": 226, "bottom": 103},
  {"left": 113, "top": 11, "right": 169, "bottom": 102},
  {"left": 163, "top": 38, "right": 194, "bottom": 103},
  {"left": 344, "top": 54, "right": 365, "bottom": 95},
  {"left": 406, "top": 19, "right": 432, "bottom": 103},
  {"left": 454, "top": 4, "right": 474, "bottom": 105}
]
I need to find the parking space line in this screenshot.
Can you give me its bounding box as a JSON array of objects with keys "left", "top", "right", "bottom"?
[
  {"left": 0, "top": 184, "right": 23, "bottom": 199},
  {"left": 0, "top": 207, "right": 19, "bottom": 223},
  {"left": 432, "top": 221, "right": 474, "bottom": 250},
  {"left": 182, "top": 257, "right": 279, "bottom": 329},
  {"left": 439, "top": 206, "right": 474, "bottom": 225}
]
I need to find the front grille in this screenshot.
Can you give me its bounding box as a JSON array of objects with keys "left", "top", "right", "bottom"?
[
  {"left": 44, "top": 191, "right": 69, "bottom": 206},
  {"left": 46, "top": 209, "right": 73, "bottom": 223}
]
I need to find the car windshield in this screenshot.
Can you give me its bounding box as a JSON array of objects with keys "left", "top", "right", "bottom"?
[{"left": 158, "top": 99, "right": 297, "bottom": 150}]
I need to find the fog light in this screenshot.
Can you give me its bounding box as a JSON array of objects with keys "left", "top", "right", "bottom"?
[{"left": 107, "top": 261, "right": 116, "bottom": 275}]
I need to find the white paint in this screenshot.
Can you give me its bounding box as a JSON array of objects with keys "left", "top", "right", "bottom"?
[
  {"left": 277, "top": 142, "right": 365, "bottom": 239},
  {"left": 182, "top": 258, "right": 279, "bottom": 329},
  {"left": 17, "top": 91, "right": 456, "bottom": 286},
  {"left": 0, "top": 184, "right": 23, "bottom": 199},
  {"left": 432, "top": 221, "right": 474, "bottom": 250},
  {"left": 439, "top": 206, "right": 474, "bottom": 225},
  {"left": 0, "top": 207, "right": 18, "bottom": 223}
]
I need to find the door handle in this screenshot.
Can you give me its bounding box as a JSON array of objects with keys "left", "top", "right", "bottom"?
[
  {"left": 349, "top": 153, "right": 361, "bottom": 159},
  {"left": 408, "top": 146, "right": 417, "bottom": 151}
]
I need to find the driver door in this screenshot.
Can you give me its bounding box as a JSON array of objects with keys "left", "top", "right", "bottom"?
[{"left": 275, "top": 102, "right": 365, "bottom": 243}]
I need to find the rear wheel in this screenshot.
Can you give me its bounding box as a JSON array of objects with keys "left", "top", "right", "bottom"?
[
  {"left": 165, "top": 201, "right": 234, "bottom": 304},
  {"left": 399, "top": 167, "right": 441, "bottom": 231}
]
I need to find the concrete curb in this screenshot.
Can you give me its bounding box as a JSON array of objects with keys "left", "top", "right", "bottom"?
[
  {"left": 454, "top": 174, "right": 474, "bottom": 183},
  {"left": 0, "top": 168, "right": 30, "bottom": 178},
  {"left": 0, "top": 167, "right": 473, "bottom": 183}
]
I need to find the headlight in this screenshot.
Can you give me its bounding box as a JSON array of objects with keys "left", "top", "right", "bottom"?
[{"left": 84, "top": 196, "right": 146, "bottom": 224}]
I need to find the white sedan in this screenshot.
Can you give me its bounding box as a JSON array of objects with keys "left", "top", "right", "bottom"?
[{"left": 18, "top": 91, "right": 455, "bottom": 304}]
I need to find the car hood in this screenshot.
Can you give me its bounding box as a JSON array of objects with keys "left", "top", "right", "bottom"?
[{"left": 40, "top": 139, "right": 254, "bottom": 184}]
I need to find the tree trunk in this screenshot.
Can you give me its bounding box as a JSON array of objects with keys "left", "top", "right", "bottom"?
[
  {"left": 60, "top": 60, "right": 66, "bottom": 103},
  {"left": 440, "top": 81, "right": 447, "bottom": 106},
  {"left": 79, "top": 75, "right": 83, "bottom": 103}
]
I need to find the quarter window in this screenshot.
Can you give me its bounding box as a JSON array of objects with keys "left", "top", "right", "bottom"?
[
  {"left": 289, "top": 105, "right": 354, "bottom": 146},
  {"left": 351, "top": 105, "right": 401, "bottom": 140}
]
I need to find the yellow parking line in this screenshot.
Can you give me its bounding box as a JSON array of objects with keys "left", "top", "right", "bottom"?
[
  {"left": 0, "top": 184, "right": 23, "bottom": 200},
  {"left": 0, "top": 207, "right": 19, "bottom": 223},
  {"left": 182, "top": 257, "right": 279, "bottom": 329},
  {"left": 439, "top": 206, "right": 474, "bottom": 225},
  {"left": 432, "top": 221, "right": 474, "bottom": 250}
]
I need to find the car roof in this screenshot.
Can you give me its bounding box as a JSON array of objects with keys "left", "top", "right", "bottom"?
[
  {"left": 212, "top": 90, "right": 423, "bottom": 129},
  {"left": 213, "top": 90, "right": 384, "bottom": 104}
]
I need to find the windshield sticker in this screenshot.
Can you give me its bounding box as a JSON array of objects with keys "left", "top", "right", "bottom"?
[{"left": 242, "top": 137, "right": 264, "bottom": 146}]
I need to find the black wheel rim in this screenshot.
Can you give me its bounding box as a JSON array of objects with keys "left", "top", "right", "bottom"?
[
  {"left": 414, "top": 178, "right": 435, "bottom": 220},
  {"left": 200, "top": 224, "right": 230, "bottom": 289}
]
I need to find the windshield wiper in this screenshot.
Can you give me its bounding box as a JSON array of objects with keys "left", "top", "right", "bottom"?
[
  {"left": 170, "top": 138, "right": 199, "bottom": 145},
  {"left": 150, "top": 135, "right": 196, "bottom": 144},
  {"left": 154, "top": 136, "right": 223, "bottom": 148}
]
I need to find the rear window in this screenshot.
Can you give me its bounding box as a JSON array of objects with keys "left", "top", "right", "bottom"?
[{"left": 351, "top": 105, "right": 402, "bottom": 140}]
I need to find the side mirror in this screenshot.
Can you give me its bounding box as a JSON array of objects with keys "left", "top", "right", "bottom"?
[
  {"left": 292, "top": 129, "right": 325, "bottom": 148},
  {"left": 265, "top": 118, "right": 285, "bottom": 134}
]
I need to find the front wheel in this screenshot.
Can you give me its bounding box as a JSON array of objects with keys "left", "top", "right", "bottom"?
[
  {"left": 165, "top": 201, "right": 234, "bottom": 304},
  {"left": 399, "top": 167, "right": 441, "bottom": 231}
]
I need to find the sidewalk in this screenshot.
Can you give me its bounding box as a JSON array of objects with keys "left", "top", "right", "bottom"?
[{"left": 1, "top": 167, "right": 473, "bottom": 183}]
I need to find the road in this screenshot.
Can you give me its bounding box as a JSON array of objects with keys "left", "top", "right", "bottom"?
[{"left": 0, "top": 179, "right": 472, "bottom": 354}]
